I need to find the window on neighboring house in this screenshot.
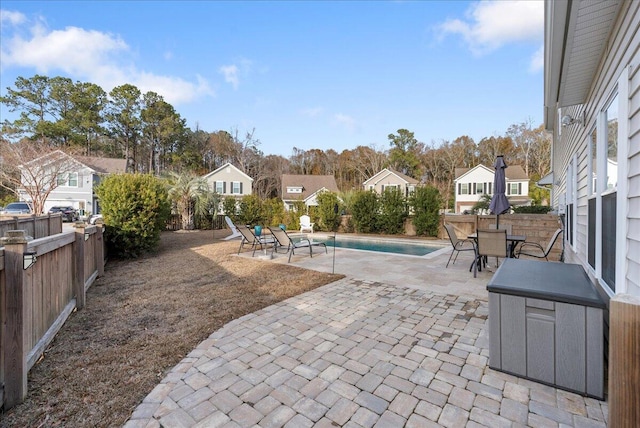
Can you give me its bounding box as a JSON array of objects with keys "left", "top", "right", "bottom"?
[
  {"left": 475, "top": 183, "right": 484, "bottom": 194},
  {"left": 56, "top": 172, "right": 78, "bottom": 187},
  {"left": 508, "top": 183, "right": 520, "bottom": 195},
  {"left": 215, "top": 181, "right": 224, "bottom": 194},
  {"left": 458, "top": 183, "right": 469, "bottom": 195},
  {"left": 368, "top": 185, "right": 374, "bottom": 191},
  {"left": 68, "top": 173, "right": 78, "bottom": 187},
  {"left": 232, "top": 181, "right": 242, "bottom": 194}
]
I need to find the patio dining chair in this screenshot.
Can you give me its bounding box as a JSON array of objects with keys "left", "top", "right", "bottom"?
[
  {"left": 472, "top": 228, "right": 508, "bottom": 277},
  {"left": 444, "top": 223, "right": 475, "bottom": 268},
  {"left": 268, "top": 226, "right": 326, "bottom": 262},
  {"left": 236, "top": 224, "right": 275, "bottom": 256},
  {"left": 515, "top": 228, "right": 563, "bottom": 261}
]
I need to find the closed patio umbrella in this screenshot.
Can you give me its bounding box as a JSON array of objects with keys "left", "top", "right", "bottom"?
[{"left": 489, "top": 155, "right": 510, "bottom": 228}]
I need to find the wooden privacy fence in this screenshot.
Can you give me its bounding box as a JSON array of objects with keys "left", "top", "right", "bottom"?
[
  {"left": 0, "top": 214, "right": 63, "bottom": 239},
  {"left": 0, "top": 223, "right": 104, "bottom": 410}
]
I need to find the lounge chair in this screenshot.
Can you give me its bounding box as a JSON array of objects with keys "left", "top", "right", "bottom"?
[
  {"left": 300, "top": 215, "right": 314, "bottom": 233},
  {"left": 236, "top": 224, "right": 275, "bottom": 256},
  {"left": 515, "top": 228, "right": 563, "bottom": 261},
  {"left": 268, "top": 226, "right": 326, "bottom": 262},
  {"left": 472, "top": 229, "right": 508, "bottom": 277},
  {"left": 444, "top": 223, "right": 475, "bottom": 268},
  {"left": 223, "top": 216, "right": 242, "bottom": 240}
]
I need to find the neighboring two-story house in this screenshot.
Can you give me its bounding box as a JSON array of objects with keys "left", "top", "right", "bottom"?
[
  {"left": 19, "top": 150, "right": 126, "bottom": 216},
  {"left": 362, "top": 168, "right": 419, "bottom": 197},
  {"left": 202, "top": 163, "right": 253, "bottom": 201},
  {"left": 453, "top": 164, "right": 530, "bottom": 214},
  {"left": 281, "top": 174, "right": 339, "bottom": 212}
]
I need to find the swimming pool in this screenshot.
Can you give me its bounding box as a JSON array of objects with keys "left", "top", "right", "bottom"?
[{"left": 311, "top": 235, "right": 443, "bottom": 256}]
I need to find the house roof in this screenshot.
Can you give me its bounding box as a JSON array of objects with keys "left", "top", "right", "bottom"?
[
  {"left": 281, "top": 174, "right": 339, "bottom": 200},
  {"left": 202, "top": 162, "right": 254, "bottom": 182},
  {"left": 22, "top": 149, "right": 126, "bottom": 174},
  {"left": 363, "top": 168, "right": 419, "bottom": 186},
  {"left": 544, "top": 0, "right": 623, "bottom": 129},
  {"left": 75, "top": 155, "right": 127, "bottom": 174},
  {"left": 454, "top": 164, "right": 528, "bottom": 181}
]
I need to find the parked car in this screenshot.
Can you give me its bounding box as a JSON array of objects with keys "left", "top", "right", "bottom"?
[
  {"left": 2, "top": 201, "right": 33, "bottom": 215},
  {"left": 88, "top": 214, "right": 103, "bottom": 224},
  {"left": 49, "top": 206, "right": 78, "bottom": 222}
]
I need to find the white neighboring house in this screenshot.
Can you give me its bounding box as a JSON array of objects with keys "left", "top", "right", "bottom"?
[
  {"left": 362, "top": 168, "right": 419, "bottom": 197},
  {"left": 453, "top": 164, "right": 530, "bottom": 214},
  {"left": 202, "top": 163, "right": 253, "bottom": 205},
  {"left": 19, "top": 150, "right": 126, "bottom": 216},
  {"left": 281, "top": 174, "right": 339, "bottom": 212},
  {"left": 545, "top": 1, "right": 638, "bottom": 423}
]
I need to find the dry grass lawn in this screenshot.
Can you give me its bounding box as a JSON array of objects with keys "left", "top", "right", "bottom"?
[{"left": 0, "top": 230, "right": 343, "bottom": 427}]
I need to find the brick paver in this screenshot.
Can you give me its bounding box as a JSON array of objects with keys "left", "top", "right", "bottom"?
[{"left": 125, "top": 277, "right": 609, "bottom": 427}]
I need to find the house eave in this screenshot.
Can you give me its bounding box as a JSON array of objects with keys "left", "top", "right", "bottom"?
[{"left": 544, "top": 0, "right": 623, "bottom": 130}]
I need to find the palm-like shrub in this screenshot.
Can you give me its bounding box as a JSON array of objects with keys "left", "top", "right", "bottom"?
[{"left": 166, "top": 172, "right": 211, "bottom": 230}]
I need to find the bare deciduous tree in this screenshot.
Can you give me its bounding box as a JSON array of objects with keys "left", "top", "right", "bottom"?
[{"left": 0, "top": 141, "right": 76, "bottom": 214}]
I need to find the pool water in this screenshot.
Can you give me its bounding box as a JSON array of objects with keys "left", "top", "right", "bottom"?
[{"left": 312, "top": 236, "right": 440, "bottom": 256}]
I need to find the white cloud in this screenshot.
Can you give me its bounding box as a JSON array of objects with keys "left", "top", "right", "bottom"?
[
  {"left": 300, "top": 107, "right": 324, "bottom": 117},
  {"left": 0, "top": 11, "right": 214, "bottom": 104},
  {"left": 219, "top": 64, "right": 239, "bottom": 89},
  {"left": 529, "top": 44, "right": 544, "bottom": 72},
  {"left": 334, "top": 113, "right": 358, "bottom": 133},
  {"left": 437, "top": 1, "right": 543, "bottom": 56},
  {"left": 0, "top": 9, "right": 26, "bottom": 25},
  {"left": 219, "top": 58, "right": 254, "bottom": 90}
]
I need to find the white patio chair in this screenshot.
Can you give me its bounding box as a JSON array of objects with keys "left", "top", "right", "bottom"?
[
  {"left": 300, "top": 215, "right": 314, "bottom": 233},
  {"left": 223, "top": 216, "right": 242, "bottom": 240}
]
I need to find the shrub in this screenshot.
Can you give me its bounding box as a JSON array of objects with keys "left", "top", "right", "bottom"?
[
  {"left": 378, "top": 188, "right": 407, "bottom": 234},
  {"left": 222, "top": 196, "right": 238, "bottom": 220},
  {"left": 513, "top": 205, "right": 553, "bottom": 214},
  {"left": 410, "top": 186, "right": 442, "bottom": 236},
  {"left": 238, "top": 194, "right": 263, "bottom": 226},
  {"left": 96, "top": 173, "right": 170, "bottom": 259},
  {"left": 316, "top": 191, "right": 341, "bottom": 232},
  {"left": 351, "top": 190, "right": 379, "bottom": 233},
  {"left": 262, "top": 197, "right": 286, "bottom": 226}
]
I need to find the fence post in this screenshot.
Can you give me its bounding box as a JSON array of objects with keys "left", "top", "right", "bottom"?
[
  {"left": 73, "top": 222, "right": 86, "bottom": 309},
  {"left": 96, "top": 221, "right": 104, "bottom": 277},
  {"left": 1, "top": 230, "right": 30, "bottom": 408}
]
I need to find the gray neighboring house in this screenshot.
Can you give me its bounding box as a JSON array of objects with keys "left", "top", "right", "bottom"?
[
  {"left": 202, "top": 162, "right": 253, "bottom": 202},
  {"left": 19, "top": 150, "right": 126, "bottom": 216},
  {"left": 281, "top": 174, "right": 339, "bottom": 212},
  {"left": 362, "top": 168, "right": 419, "bottom": 197}
]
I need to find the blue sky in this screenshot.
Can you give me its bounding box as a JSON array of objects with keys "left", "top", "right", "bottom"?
[{"left": 0, "top": 1, "right": 544, "bottom": 157}]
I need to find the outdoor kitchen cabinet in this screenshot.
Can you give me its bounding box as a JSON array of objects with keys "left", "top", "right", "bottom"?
[{"left": 487, "top": 259, "right": 606, "bottom": 399}]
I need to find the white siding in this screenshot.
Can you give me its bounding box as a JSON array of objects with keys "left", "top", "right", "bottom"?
[{"left": 553, "top": 1, "right": 640, "bottom": 296}]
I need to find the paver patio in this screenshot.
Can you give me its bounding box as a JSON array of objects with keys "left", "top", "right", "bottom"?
[{"left": 125, "top": 239, "right": 608, "bottom": 427}]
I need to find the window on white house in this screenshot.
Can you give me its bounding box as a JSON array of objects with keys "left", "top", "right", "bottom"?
[
  {"left": 508, "top": 183, "right": 520, "bottom": 195},
  {"left": 215, "top": 181, "right": 224, "bottom": 194},
  {"left": 56, "top": 172, "right": 78, "bottom": 187},
  {"left": 602, "top": 94, "right": 618, "bottom": 290},
  {"left": 475, "top": 183, "right": 484, "bottom": 194},
  {"left": 232, "top": 181, "right": 241, "bottom": 194},
  {"left": 459, "top": 183, "right": 469, "bottom": 195},
  {"left": 68, "top": 173, "right": 78, "bottom": 187}
]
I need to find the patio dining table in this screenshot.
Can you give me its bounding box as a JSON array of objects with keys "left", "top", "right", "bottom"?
[{"left": 467, "top": 232, "right": 526, "bottom": 273}]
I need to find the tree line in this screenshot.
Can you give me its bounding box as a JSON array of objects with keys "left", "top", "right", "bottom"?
[{"left": 1, "top": 75, "right": 552, "bottom": 207}]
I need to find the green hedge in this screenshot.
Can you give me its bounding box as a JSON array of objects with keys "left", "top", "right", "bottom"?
[{"left": 96, "top": 174, "right": 170, "bottom": 259}]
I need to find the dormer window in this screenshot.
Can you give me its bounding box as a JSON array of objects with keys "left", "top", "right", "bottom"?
[{"left": 287, "top": 186, "right": 303, "bottom": 194}]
